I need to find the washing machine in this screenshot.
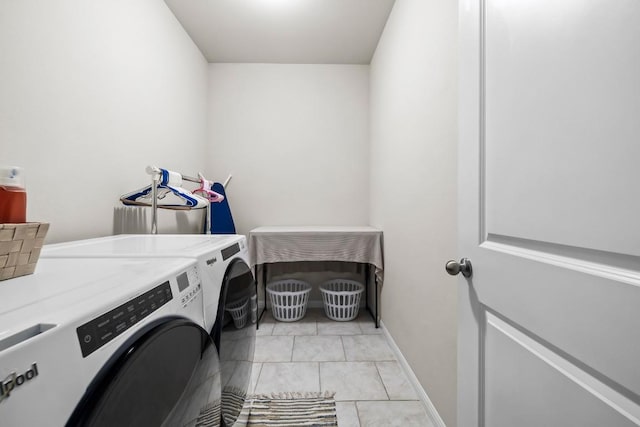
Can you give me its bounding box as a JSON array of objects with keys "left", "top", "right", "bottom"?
[
  {"left": 41, "top": 234, "right": 256, "bottom": 426},
  {"left": 0, "top": 256, "right": 222, "bottom": 426}
]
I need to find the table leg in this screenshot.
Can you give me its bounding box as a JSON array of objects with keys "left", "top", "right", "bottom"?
[
  {"left": 254, "top": 266, "right": 261, "bottom": 330},
  {"left": 364, "top": 264, "right": 379, "bottom": 327},
  {"left": 255, "top": 265, "right": 268, "bottom": 328},
  {"left": 364, "top": 263, "right": 369, "bottom": 316},
  {"left": 261, "top": 264, "right": 268, "bottom": 320},
  {"left": 375, "top": 273, "right": 379, "bottom": 328}
]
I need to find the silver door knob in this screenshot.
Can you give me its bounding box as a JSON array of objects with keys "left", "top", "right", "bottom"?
[{"left": 445, "top": 258, "right": 472, "bottom": 278}]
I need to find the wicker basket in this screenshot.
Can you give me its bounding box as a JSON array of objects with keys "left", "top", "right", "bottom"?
[
  {"left": 266, "top": 279, "right": 312, "bottom": 322},
  {"left": 0, "top": 223, "right": 49, "bottom": 281},
  {"left": 320, "top": 279, "right": 364, "bottom": 321}
]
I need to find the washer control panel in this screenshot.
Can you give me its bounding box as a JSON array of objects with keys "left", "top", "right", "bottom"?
[{"left": 76, "top": 281, "right": 173, "bottom": 357}]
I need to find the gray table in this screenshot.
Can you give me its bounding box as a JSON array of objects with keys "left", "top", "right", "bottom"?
[{"left": 249, "top": 226, "right": 384, "bottom": 327}]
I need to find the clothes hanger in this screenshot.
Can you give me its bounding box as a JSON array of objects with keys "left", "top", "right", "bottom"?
[
  {"left": 192, "top": 173, "right": 225, "bottom": 203},
  {"left": 120, "top": 168, "right": 209, "bottom": 209}
]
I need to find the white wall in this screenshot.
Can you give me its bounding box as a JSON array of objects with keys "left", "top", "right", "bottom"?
[
  {"left": 207, "top": 64, "right": 369, "bottom": 236},
  {"left": 369, "top": 0, "right": 458, "bottom": 425},
  {"left": 0, "top": 0, "right": 209, "bottom": 243},
  {"left": 1, "top": 4, "right": 460, "bottom": 422}
]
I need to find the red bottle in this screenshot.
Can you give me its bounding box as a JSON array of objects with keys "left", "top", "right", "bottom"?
[{"left": 0, "top": 167, "right": 27, "bottom": 223}]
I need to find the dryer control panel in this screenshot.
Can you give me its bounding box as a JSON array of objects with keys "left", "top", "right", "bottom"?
[
  {"left": 221, "top": 243, "right": 240, "bottom": 261},
  {"left": 76, "top": 282, "right": 173, "bottom": 357}
]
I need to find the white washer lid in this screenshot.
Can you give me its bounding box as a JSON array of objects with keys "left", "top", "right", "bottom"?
[{"left": 0, "top": 257, "right": 196, "bottom": 337}]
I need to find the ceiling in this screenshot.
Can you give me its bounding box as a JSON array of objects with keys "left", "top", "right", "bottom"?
[{"left": 164, "top": 0, "right": 396, "bottom": 64}]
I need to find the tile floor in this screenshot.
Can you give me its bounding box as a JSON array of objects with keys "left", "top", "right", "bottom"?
[{"left": 249, "top": 308, "right": 433, "bottom": 427}]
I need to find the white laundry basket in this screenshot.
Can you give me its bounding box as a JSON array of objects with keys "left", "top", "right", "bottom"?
[
  {"left": 266, "top": 279, "right": 312, "bottom": 322},
  {"left": 320, "top": 279, "right": 364, "bottom": 321},
  {"left": 225, "top": 298, "right": 249, "bottom": 329}
]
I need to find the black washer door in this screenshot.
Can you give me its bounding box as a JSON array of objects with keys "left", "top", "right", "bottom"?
[
  {"left": 67, "top": 318, "right": 221, "bottom": 427},
  {"left": 214, "top": 259, "right": 257, "bottom": 427}
]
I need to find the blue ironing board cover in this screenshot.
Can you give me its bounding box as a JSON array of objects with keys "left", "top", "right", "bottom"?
[{"left": 208, "top": 182, "right": 236, "bottom": 234}]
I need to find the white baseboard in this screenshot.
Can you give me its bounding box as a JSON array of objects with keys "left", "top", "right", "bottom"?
[{"left": 380, "top": 320, "right": 447, "bottom": 427}]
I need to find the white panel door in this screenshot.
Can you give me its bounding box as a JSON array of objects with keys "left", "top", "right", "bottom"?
[{"left": 458, "top": 1, "right": 640, "bottom": 426}]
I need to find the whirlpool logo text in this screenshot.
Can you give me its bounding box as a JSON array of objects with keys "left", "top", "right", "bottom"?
[{"left": 0, "top": 363, "right": 39, "bottom": 402}]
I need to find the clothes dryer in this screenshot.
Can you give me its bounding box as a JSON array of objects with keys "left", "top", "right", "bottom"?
[
  {"left": 42, "top": 234, "right": 256, "bottom": 426},
  {"left": 0, "top": 257, "right": 222, "bottom": 426}
]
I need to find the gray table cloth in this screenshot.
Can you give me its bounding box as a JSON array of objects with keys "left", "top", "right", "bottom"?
[{"left": 249, "top": 226, "right": 384, "bottom": 284}]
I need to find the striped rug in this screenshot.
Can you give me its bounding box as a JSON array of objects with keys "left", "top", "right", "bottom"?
[
  {"left": 222, "top": 387, "right": 247, "bottom": 426},
  {"left": 244, "top": 392, "right": 338, "bottom": 427}
]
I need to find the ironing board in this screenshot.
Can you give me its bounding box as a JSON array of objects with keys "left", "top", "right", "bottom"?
[{"left": 208, "top": 182, "right": 236, "bottom": 234}]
